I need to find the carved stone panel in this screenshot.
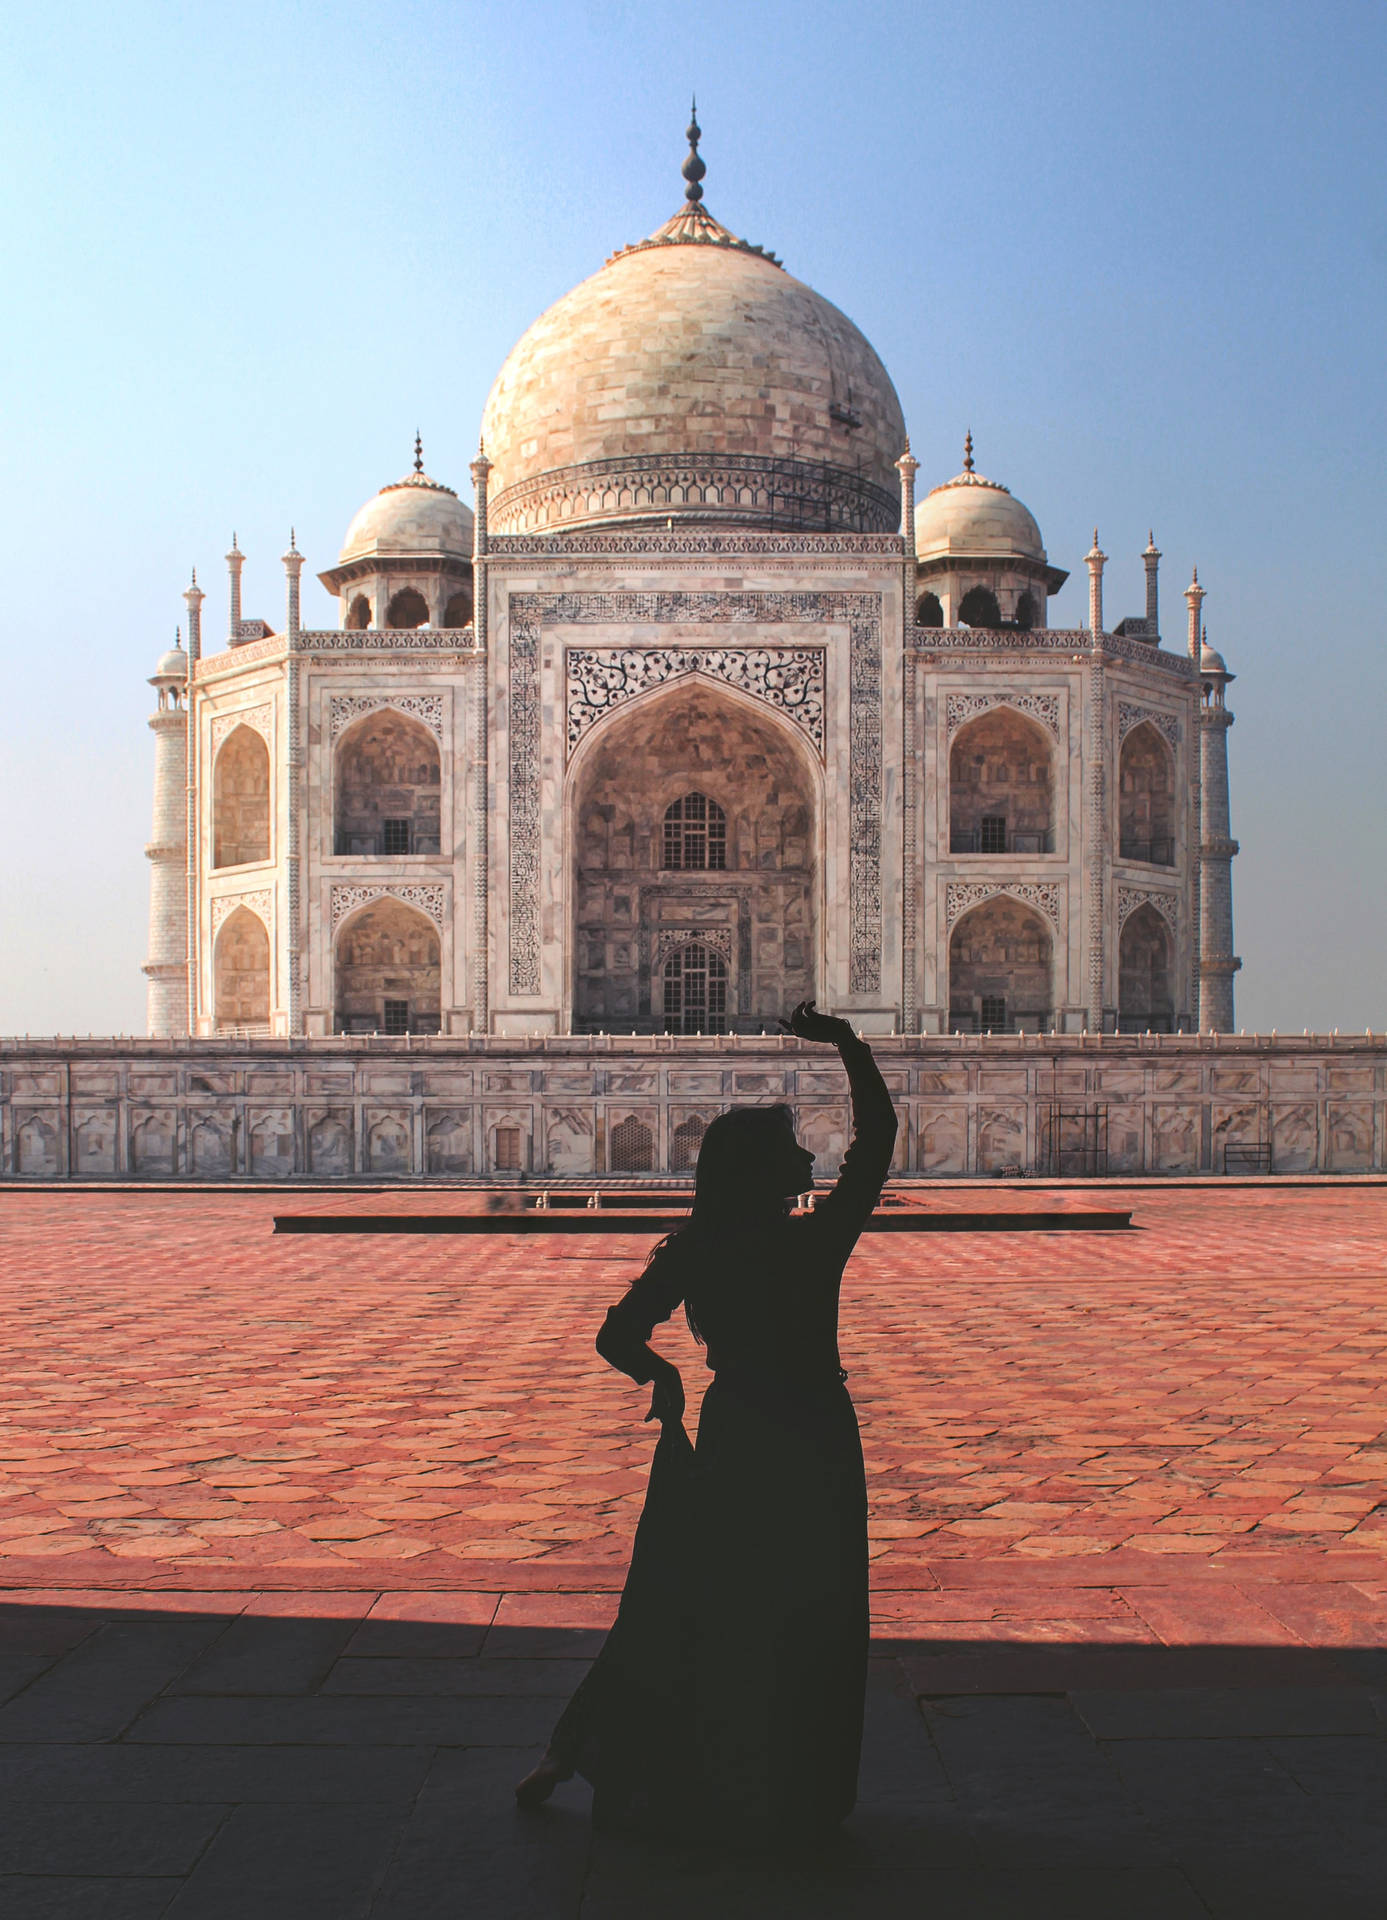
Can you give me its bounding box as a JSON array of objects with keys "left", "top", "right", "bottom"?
[
  {"left": 329, "top": 694, "right": 444, "bottom": 740},
  {"left": 946, "top": 691, "right": 1060, "bottom": 738},
  {"left": 945, "top": 882, "right": 1061, "bottom": 928},
  {"left": 566, "top": 648, "right": 825, "bottom": 755},
  {"left": 508, "top": 590, "right": 883, "bottom": 998}
]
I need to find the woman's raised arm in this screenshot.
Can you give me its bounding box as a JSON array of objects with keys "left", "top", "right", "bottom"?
[{"left": 780, "top": 1002, "right": 898, "bottom": 1247}]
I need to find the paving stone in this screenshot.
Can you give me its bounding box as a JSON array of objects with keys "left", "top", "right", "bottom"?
[
  {"left": 0, "top": 1879, "right": 177, "bottom": 1919},
  {"left": 372, "top": 1746, "right": 590, "bottom": 1919},
  {"left": 0, "top": 1798, "right": 226, "bottom": 1874},
  {"left": 917, "top": 1694, "right": 1167, "bottom": 1868},
  {"left": 127, "top": 1691, "right": 564, "bottom": 1746},
  {"left": 0, "top": 1740, "right": 430, "bottom": 1804},
  {"left": 1072, "top": 1684, "right": 1380, "bottom": 1739},
  {"left": 322, "top": 1654, "right": 592, "bottom": 1695},
  {"left": 161, "top": 1801, "right": 405, "bottom": 1919},
  {"left": 176, "top": 1617, "right": 359, "bottom": 1695},
  {"left": 0, "top": 1618, "right": 232, "bottom": 1743}
]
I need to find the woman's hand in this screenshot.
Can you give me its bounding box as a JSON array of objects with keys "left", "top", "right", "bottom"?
[
  {"left": 644, "top": 1361, "right": 686, "bottom": 1427},
  {"left": 779, "top": 999, "right": 857, "bottom": 1049}
]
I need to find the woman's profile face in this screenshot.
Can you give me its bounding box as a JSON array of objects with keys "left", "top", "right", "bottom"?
[{"left": 766, "top": 1118, "right": 816, "bottom": 1198}]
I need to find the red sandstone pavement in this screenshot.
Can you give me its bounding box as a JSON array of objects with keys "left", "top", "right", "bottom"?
[{"left": 0, "top": 1186, "right": 1384, "bottom": 1915}]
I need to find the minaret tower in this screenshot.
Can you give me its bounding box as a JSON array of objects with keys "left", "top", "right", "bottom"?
[
  {"left": 143, "top": 631, "right": 191, "bottom": 1035},
  {"left": 1198, "top": 632, "right": 1240, "bottom": 1030}
]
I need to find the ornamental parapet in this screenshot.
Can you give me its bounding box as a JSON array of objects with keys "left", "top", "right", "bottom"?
[
  {"left": 908, "top": 626, "right": 1197, "bottom": 677},
  {"left": 299, "top": 628, "right": 478, "bottom": 654},
  {"left": 485, "top": 530, "right": 904, "bottom": 560}
]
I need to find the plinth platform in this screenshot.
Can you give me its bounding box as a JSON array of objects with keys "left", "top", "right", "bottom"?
[{"left": 0, "top": 1183, "right": 1383, "bottom": 1914}]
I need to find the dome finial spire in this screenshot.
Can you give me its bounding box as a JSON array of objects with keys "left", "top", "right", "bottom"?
[
  {"left": 963, "top": 428, "right": 974, "bottom": 473},
  {"left": 414, "top": 430, "right": 424, "bottom": 474},
  {"left": 682, "top": 97, "right": 706, "bottom": 204}
]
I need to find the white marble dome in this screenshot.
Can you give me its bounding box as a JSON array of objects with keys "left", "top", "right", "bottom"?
[
  {"left": 339, "top": 467, "right": 474, "bottom": 564},
  {"left": 153, "top": 644, "right": 188, "bottom": 678},
  {"left": 915, "top": 454, "right": 1045, "bottom": 563},
  {"left": 479, "top": 203, "right": 907, "bottom": 535}
]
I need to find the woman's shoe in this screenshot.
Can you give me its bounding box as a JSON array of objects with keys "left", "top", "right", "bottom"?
[{"left": 514, "top": 1754, "right": 572, "bottom": 1808}]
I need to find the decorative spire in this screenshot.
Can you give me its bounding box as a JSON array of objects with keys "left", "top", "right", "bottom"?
[
  {"left": 175, "top": 625, "right": 182, "bottom": 647},
  {"left": 682, "top": 98, "right": 705, "bottom": 204},
  {"left": 414, "top": 430, "right": 424, "bottom": 474},
  {"left": 190, "top": 566, "right": 197, "bottom": 586},
  {"left": 963, "top": 429, "right": 974, "bottom": 473}
]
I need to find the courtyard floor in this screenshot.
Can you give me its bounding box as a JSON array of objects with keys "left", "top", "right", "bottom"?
[{"left": 0, "top": 1183, "right": 1384, "bottom": 1916}]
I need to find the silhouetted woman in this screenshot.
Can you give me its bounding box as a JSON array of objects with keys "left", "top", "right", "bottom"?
[{"left": 516, "top": 1001, "right": 897, "bottom": 1839}]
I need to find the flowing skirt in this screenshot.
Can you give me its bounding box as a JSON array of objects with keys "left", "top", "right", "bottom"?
[{"left": 547, "top": 1370, "right": 868, "bottom": 1837}]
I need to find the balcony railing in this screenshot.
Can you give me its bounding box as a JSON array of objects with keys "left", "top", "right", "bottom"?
[
  {"left": 334, "top": 831, "right": 442, "bottom": 857},
  {"left": 1119, "top": 836, "right": 1175, "bottom": 866},
  {"left": 950, "top": 827, "right": 1055, "bottom": 855},
  {"left": 948, "top": 1011, "right": 1054, "bottom": 1035}
]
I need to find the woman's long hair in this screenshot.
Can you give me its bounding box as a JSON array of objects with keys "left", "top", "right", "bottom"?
[{"left": 647, "top": 1105, "right": 798, "bottom": 1345}]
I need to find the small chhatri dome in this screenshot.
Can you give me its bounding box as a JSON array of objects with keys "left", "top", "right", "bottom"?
[
  {"left": 337, "top": 440, "right": 475, "bottom": 563},
  {"left": 1200, "top": 635, "right": 1232, "bottom": 677},
  {"left": 153, "top": 634, "right": 188, "bottom": 679},
  {"left": 914, "top": 435, "right": 1046, "bottom": 563},
  {"left": 478, "top": 111, "right": 906, "bottom": 536}
]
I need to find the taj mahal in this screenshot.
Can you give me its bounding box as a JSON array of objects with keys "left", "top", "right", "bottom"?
[{"left": 141, "top": 114, "right": 1240, "bottom": 1053}]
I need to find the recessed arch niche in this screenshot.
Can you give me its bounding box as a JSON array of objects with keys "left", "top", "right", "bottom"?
[
  {"left": 334, "top": 709, "right": 441, "bottom": 857},
  {"left": 334, "top": 897, "right": 441, "bottom": 1034},
  {"left": 214, "top": 906, "right": 271, "bottom": 1032},
  {"left": 948, "top": 895, "right": 1053, "bottom": 1033},
  {"left": 1119, "top": 723, "right": 1175, "bottom": 865},
  {"left": 949, "top": 708, "right": 1054, "bottom": 855},
  {"left": 1118, "top": 903, "right": 1174, "bottom": 1032},
  {"left": 213, "top": 726, "right": 270, "bottom": 868},
  {"left": 568, "top": 680, "right": 818, "bottom": 1033}
]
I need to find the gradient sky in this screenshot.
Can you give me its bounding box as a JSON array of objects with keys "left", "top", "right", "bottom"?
[{"left": 1, "top": 0, "right": 1383, "bottom": 1035}]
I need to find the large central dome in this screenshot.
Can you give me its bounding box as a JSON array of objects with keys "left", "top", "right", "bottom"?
[{"left": 480, "top": 156, "right": 906, "bottom": 537}]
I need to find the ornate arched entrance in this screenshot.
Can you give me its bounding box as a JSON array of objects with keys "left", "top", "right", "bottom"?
[
  {"left": 567, "top": 681, "right": 819, "bottom": 1033},
  {"left": 948, "top": 895, "right": 1054, "bottom": 1033}
]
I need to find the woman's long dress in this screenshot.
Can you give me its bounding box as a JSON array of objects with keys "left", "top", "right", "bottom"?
[{"left": 546, "top": 1039, "right": 897, "bottom": 1838}]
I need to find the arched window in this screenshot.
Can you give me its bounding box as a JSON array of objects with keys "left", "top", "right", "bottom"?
[
  {"left": 662, "top": 791, "right": 727, "bottom": 871},
  {"left": 670, "top": 1114, "right": 707, "bottom": 1172},
  {"left": 335, "top": 709, "right": 441, "bottom": 856},
  {"left": 915, "top": 590, "right": 943, "bottom": 628},
  {"left": 949, "top": 708, "right": 1055, "bottom": 855},
  {"left": 663, "top": 942, "right": 728, "bottom": 1035},
  {"left": 1118, "top": 903, "right": 1174, "bottom": 1032},
  {"left": 213, "top": 726, "right": 271, "bottom": 868},
  {"left": 442, "top": 590, "right": 472, "bottom": 628},
  {"left": 948, "top": 896, "right": 1053, "bottom": 1034},
  {"left": 610, "top": 1115, "right": 654, "bottom": 1173},
  {"left": 386, "top": 587, "right": 430, "bottom": 630},
  {"left": 345, "top": 595, "right": 371, "bottom": 630},
  {"left": 334, "top": 897, "right": 441, "bottom": 1034},
  {"left": 958, "top": 586, "right": 1001, "bottom": 628},
  {"left": 214, "top": 906, "right": 270, "bottom": 1032},
  {"left": 1119, "top": 723, "right": 1176, "bottom": 865},
  {"left": 1014, "top": 591, "right": 1036, "bottom": 630}
]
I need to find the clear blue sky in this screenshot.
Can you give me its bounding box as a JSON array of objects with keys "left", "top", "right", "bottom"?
[{"left": 2, "top": 0, "right": 1383, "bottom": 1034}]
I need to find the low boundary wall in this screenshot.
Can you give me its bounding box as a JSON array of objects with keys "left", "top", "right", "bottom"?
[{"left": 2, "top": 1033, "right": 1384, "bottom": 1182}]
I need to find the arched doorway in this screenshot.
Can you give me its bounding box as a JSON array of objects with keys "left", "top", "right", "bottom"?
[
  {"left": 335, "top": 709, "right": 441, "bottom": 857},
  {"left": 950, "top": 708, "right": 1054, "bottom": 855},
  {"left": 386, "top": 587, "right": 429, "bottom": 630},
  {"left": 214, "top": 906, "right": 270, "bottom": 1032},
  {"left": 213, "top": 726, "right": 270, "bottom": 868},
  {"left": 949, "top": 896, "right": 1053, "bottom": 1033},
  {"left": 662, "top": 940, "right": 729, "bottom": 1034},
  {"left": 1118, "top": 903, "right": 1174, "bottom": 1032},
  {"left": 958, "top": 585, "right": 1001, "bottom": 627},
  {"left": 1119, "top": 723, "right": 1175, "bottom": 865},
  {"left": 569, "top": 682, "right": 818, "bottom": 1033},
  {"left": 334, "top": 898, "right": 441, "bottom": 1034}
]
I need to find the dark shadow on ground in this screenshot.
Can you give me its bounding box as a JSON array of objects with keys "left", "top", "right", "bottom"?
[{"left": 0, "top": 1600, "right": 1382, "bottom": 1918}]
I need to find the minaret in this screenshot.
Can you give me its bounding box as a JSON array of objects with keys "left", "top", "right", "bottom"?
[
  {"left": 1085, "top": 528, "right": 1106, "bottom": 634},
  {"left": 143, "top": 632, "right": 190, "bottom": 1035},
  {"left": 470, "top": 442, "right": 493, "bottom": 1031},
  {"left": 226, "top": 535, "right": 244, "bottom": 644},
  {"left": 1143, "top": 531, "right": 1161, "bottom": 634},
  {"left": 1198, "top": 632, "right": 1240, "bottom": 1030},
  {"left": 896, "top": 439, "right": 919, "bottom": 555},
  {"left": 1183, "top": 565, "right": 1204, "bottom": 662},
  {"left": 283, "top": 532, "right": 304, "bottom": 1033},
  {"left": 183, "top": 573, "right": 204, "bottom": 1034}
]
